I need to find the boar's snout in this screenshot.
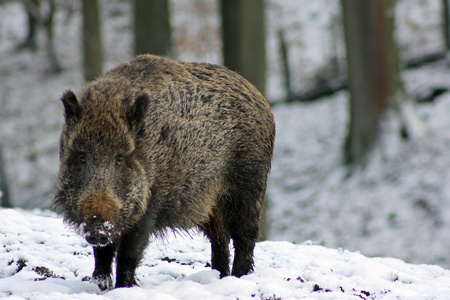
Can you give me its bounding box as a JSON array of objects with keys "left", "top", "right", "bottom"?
[
  {"left": 77, "top": 191, "right": 122, "bottom": 246},
  {"left": 85, "top": 225, "right": 111, "bottom": 246}
]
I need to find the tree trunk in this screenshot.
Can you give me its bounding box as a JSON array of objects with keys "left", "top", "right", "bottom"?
[
  {"left": 0, "top": 144, "right": 12, "bottom": 208},
  {"left": 134, "top": 0, "right": 172, "bottom": 57},
  {"left": 43, "top": 0, "right": 62, "bottom": 73},
  {"left": 342, "top": 0, "right": 396, "bottom": 167},
  {"left": 443, "top": 0, "right": 450, "bottom": 50},
  {"left": 220, "top": 0, "right": 266, "bottom": 94},
  {"left": 278, "top": 29, "right": 292, "bottom": 102},
  {"left": 17, "top": 0, "right": 39, "bottom": 51},
  {"left": 82, "top": 0, "right": 103, "bottom": 82}
]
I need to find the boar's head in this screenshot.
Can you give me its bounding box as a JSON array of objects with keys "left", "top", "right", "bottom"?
[{"left": 53, "top": 88, "right": 151, "bottom": 246}]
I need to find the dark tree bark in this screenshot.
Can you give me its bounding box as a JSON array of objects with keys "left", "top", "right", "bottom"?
[
  {"left": 220, "top": 0, "right": 267, "bottom": 94},
  {"left": 134, "top": 0, "right": 173, "bottom": 57},
  {"left": 443, "top": 0, "right": 450, "bottom": 50},
  {"left": 17, "top": 0, "right": 61, "bottom": 72},
  {"left": 82, "top": 0, "right": 103, "bottom": 82},
  {"left": 342, "top": 0, "right": 396, "bottom": 166},
  {"left": 0, "top": 144, "right": 12, "bottom": 208},
  {"left": 43, "top": 0, "right": 61, "bottom": 73},
  {"left": 278, "top": 29, "right": 292, "bottom": 102},
  {"left": 16, "top": 0, "right": 39, "bottom": 51}
]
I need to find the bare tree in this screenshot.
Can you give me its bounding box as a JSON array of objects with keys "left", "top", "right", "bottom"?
[
  {"left": 42, "top": 0, "right": 61, "bottom": 73},
  {"left": 134, "top": 0, "right": 172, "bottom": 57},
  {"left": 342, "top": 0, "right": 414, "bottom": 167},
  {"left": 18, "top": 0, "right": 62, "bottom": 73},
  {"left": 16, "top": 0, "right": 39, "bottom": 51},
  {"left": 220, "top": 0, "right": 266, "bottom": 94},
  {"left": 0, "top": 144, "right": 12, "bottom": 208},
  {"left": 443, "top": 0, "right": 450, "bottom": 50},
  {"left": 82, "top": 0, "right": 103, "bottom": 82},
  {"left": 342, "top": 0, "right": 424, "bottom": 167}
]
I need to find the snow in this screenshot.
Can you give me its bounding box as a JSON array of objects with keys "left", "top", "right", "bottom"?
[
  {"left": 2, "top": 208, "right": 450, "bottom": 300},
  {"left": 266, "top": 81, "right": 450, "bottom": 269}
]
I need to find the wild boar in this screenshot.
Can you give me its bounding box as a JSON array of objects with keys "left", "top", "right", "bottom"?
[{"left": 53, "top": 54, "right": 275, "bottom": 290}]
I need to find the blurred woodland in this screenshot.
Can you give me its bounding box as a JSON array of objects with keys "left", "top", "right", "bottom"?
[{"left": 0, "top": 0, "right": 449, "bottom": 208}]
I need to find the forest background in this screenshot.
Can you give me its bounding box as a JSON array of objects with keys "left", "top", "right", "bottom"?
[{"left": 1, "top": 0, "right": 450, "bottom": 270}]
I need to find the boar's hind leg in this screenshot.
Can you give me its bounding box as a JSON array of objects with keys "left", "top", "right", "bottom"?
[
  {"left": 226, "top": 164, "right": 266, "bottom": 277},
  {"left": 229, "top": 203, "right": 260, "bottom": 277},
  {"left": 231, "top": 234, "right": 257, "bottom": 277},
  {"left": 201, "top": 209, "right": 231, "bottom": 278},
  {"left": 92, "top": 244, "right": 116, "bottom": 290}
]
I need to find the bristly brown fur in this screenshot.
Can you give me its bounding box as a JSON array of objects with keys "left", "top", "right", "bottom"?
[
  {"left": 53, "top": 54, "right": 275, "bottom": 290},
  {"left": 78, "top": 192, "right": 123, "bottom": 224}
]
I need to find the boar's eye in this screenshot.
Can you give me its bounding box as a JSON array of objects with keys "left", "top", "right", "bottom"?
[
  {"left": 115, "top": 155, "right": 124, "bottom": 166},
  {"left": 71, "top": 151, "right": 87, "bottom": 165}
]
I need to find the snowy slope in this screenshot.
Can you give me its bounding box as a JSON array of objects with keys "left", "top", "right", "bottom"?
[
  {"left": 267, "top": 65, "right": 450, "bottom": 269},
  {"left": 1, "top": 208, "right": 450, "bottom": 300}
]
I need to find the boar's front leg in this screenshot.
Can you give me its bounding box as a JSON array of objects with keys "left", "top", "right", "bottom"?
[
  {"left": 92, "top": 243, "right": 116, "bottom": 290},
  {"left": 115, "top": 215, "right": 154, "bottom": 288},
  {"left": 115, "top": 230, "right": 151, "bottom": 287}
]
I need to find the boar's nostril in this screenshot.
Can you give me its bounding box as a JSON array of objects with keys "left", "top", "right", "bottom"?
[
  {"left": 99, "top": 235, "right": 109, "bottom": 245},
  {"left": 86, "top": 234, "right": 97, "bottom": 245},
  {"left": 86, "top": 232, "right": 110, "bottom": 246}
]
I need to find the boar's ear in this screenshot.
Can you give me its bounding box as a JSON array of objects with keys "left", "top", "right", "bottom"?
[
  {"left": 61, "top": 90, "right": 81, "bottom": 126},
  {"left": 126, "top": 92, "right": 149, "bottom": 133}
]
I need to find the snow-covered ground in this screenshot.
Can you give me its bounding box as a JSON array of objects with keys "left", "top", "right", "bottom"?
[
  {"left": 267, "top": 81, "right": 450, "bottom": 268},
  {"left": 2, "top": 208, "right": 450, "bottom": 300}
]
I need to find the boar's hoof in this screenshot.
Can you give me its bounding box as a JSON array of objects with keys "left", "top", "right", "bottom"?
[
  {"left": 92, "top": 274, "right": 113, "bottom": 291},
  {"left": 86, "top": 231, "right": 110, "bottom": 246}
]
